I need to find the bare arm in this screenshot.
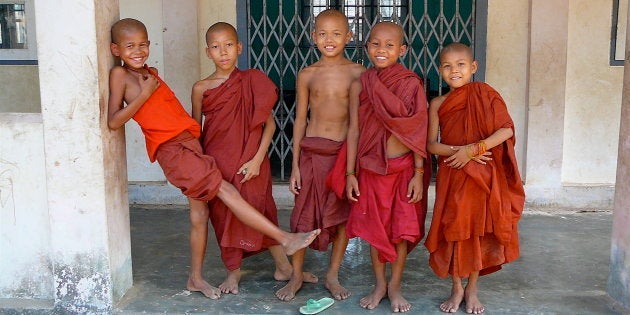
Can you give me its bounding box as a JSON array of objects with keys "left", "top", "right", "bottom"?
[
  {"left": 190, "top": 81, "right": 205, "bottom": 125},
  {"left": 107, "top": 66, "right": 159, "bottom": 130},
  {"left": 427, "top": 96, "right": 454, "bottom": 156},
  {"left": 345, "top": 78, "right": 361, "bottom": 201},
  {"left": 289, "top": 69, "right": 310, "bottom": 194}
]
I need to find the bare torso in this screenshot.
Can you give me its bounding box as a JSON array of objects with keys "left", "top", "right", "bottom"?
[{"left": 302, "top": 61, "right": 365, "bottom": 141}]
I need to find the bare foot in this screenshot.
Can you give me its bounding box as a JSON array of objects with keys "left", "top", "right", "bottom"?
[
  {"left": 388, "top": 284, "right": 411, "bottom": 313},
  {"left": 275, "top": 273, "right": 303, "bottom": 301},
  {"left": 359, "top": 285, "right": 386, "bottom": 310},
  {"left": 440, "top": 285, "right": 464, "bottom": 313},
  {"left": 325, "top": 277, "right": 351, "bottom": 300},
  {"left": 274, "top": 268, "right": 318, "bottom": 283},
  {"left": 283, "top": 229, "right": 321, "bottom": 255},
  {"left": 187, "top": 277, "right": 221, "bottom": 299},
  {"left": 464, "top": 286, "right": 484, "bottom": 314},
  {"left": 218, "top": 269, "right": 241, "bottom": 294}
]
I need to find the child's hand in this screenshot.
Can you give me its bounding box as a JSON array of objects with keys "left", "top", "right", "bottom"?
[
  {"left": 406, "top": 173, "right": 423, "bottom": 203},
  {"left": 444, "top": 146, "right": 492, "bottom": 169},
  {"left": 471, "top": 151, "right": 492, "bottom": 164},
  {"left": 346, "top": 174, "right": 360, "bottom": 202},
  {"left": 289, "top": 169, "right": 301, "bottom": 195},
  {"left": 238, "top": 159, "right": 261, "bottom": 184},
  {"left": 444, "top": 146, "right": 471, "bottom": 169},
  {"left": 136, "top": 72, "right": 159, "bottom": 96}
]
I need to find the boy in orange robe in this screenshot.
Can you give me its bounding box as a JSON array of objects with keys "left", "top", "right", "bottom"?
[
  {"left": 191, "top": 22, "right": 316, "bottom": 295},
  {"left": 344, "top": 22, "right": 431, "bottom": 313},
  {"left": 425, "top": 42, "right": 525, "bottom": 314},
  {"left": 107, "top": 18, "right": 320, "bottom": 300}
]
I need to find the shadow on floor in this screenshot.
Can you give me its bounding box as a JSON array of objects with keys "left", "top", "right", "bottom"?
[{"left": 115, "top": 206, "right": 625, "bottom": 315}]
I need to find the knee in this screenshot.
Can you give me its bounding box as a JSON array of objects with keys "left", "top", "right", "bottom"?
[{"left": 218, "top": 180, "right": 240, "bottom": 200}]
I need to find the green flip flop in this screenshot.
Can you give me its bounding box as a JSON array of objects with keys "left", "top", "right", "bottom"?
[{"left": 299, "top": 297, "right": 335, "bottom": 314}]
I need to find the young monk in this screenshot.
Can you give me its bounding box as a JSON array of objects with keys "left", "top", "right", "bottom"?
[
  {"left": 275, "top": 9, "right": 365, "bottom": 301},
  {"left": 425, "top": 42, "right": 525, "bottom": 314},
  {"left": 191, "top": 22, "right": 317, "bottom": 295},
  {"left": 342, "top": 22, "right": 431, "bottom": 313},
  {"left": 107, "top": 18, "right": 320, "bottom": 300}
]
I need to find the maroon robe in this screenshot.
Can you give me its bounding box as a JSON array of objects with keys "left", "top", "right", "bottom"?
[
  {"left": 201, "top": 68, "right": 279, "bottom": 270},
  {"left": 345, "top": 63, "right": 431, "bottom": 263},
  {"left": 290, "top": 137, "right": 350, "bottom": 251}
]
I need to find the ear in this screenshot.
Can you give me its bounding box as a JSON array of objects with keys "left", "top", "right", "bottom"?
[
  {"left": 237, "top": 41, "right": 243, "bottom": 55},
  {"left": 110, "top": 43, "right": 120, "bottom": 56},
  {"left": 471, "top": 60, "right": 478, "bottom": 74},
  {"left": 399, "top": 44, "right": 408, "bottom": 57},
  {"left": 311, "top": 31, "right": 317, "bottom": 42}
]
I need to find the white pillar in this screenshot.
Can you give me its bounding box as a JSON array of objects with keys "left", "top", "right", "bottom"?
[
  {"left": 608, "top": 3, "right": 630, "bottom": 309},
  {"left": 35, "top": 0, "right": 131, "bottom": 312}
]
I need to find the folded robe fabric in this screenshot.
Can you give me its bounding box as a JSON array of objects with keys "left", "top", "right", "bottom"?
[
  {"left": 290, "top": 137, "right": 350, "bottom": 251},
  {"left": 133, "top": 65, "right": 201, "bottom": 162},
  {"left": 424, "top": 82, "right": 525, "bottom": 278},
  {"left": 201, "top": 68, "right": 279, "bottom": 270},
  {"left": 155, "top": 131, "right": 222, "bottom": 201},
  {"left": 344, "top": 63, "right": 431, "bottom": 262}
]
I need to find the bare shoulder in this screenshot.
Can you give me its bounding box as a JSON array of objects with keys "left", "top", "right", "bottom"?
[
  {"left": 193, "top": 74, "right": 224, "bottom": 93},
  {"left": 429, "top": 94, "right": 447, "bottom": 112},
  {"left": 297, "top": 65, "right": 317, "bottom": 82},
  {"left": 348, "top": 62, "right": 366, "bottom": 77}
]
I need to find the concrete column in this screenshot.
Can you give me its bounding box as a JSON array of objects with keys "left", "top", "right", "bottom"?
[
  {"left": 525, "top": 0, "right": 569, "bottom": 203},
  {"left": 35, "top": 0, "right": 131, "bottom": 313},
  {"left": 607, "top": 4, "right": 630, "bottom": 308}
]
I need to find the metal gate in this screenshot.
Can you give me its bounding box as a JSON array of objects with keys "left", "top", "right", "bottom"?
[{"left": 240, "top": 0, "right": 483, "bottom": 179}]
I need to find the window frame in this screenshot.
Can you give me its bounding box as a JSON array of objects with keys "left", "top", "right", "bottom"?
[
  {"left": 611, "top": 0, "right": 626, "bottom": 66},
  {"left": 0, "top": 0, "right": 37, "bottom": 65}
]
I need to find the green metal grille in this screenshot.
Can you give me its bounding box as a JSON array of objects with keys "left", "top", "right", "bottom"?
[{"left": 246, "top": 0, "right": 476, "bottom": 179}]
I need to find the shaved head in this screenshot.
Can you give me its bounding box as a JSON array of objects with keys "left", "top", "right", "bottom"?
[
  {"left": 440, "top": 42, "right": 474, "bottom": 61},
  {"left": 111, "top": 18, "right": 147, "bottom": 44},
  {"left": 369, "top": 21, "right": 405, "bottom": 44},
  {"left": 205, "top": 22, "right": 239, "bottom": 45},
  {"left": 315, "top": 9, "right": 349, "bottom": 32}
]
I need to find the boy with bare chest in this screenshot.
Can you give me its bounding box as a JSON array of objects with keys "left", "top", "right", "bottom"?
[{"left": 275, "top": 9, "right": 365, "bottom": 302}]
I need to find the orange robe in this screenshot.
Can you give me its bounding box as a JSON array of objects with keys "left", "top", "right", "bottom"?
[
  {"left": 345, "top": 63, "right": 431, "bottom": 263},
  {"left": 201, "top": 68, "right": 279, "bottom": 270},
  {"left": 134, "top": 66, "right": 221, "bottom": 201},
  {"left": 425, "top": 82, "right": 525, "bottom": 278}
]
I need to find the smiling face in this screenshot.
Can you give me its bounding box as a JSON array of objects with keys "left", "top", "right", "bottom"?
[
  {"left": 366, "top": 22, "right": 406, "bottom": 70},
  {"left": 110, "top": 28, "right": 150, "bottom": 70},
  {"left": 439, "top": 46, "right": 477, "bottom": 89},
  {"left": 312, "top": 11, "right": 352, "bottom": 58}
]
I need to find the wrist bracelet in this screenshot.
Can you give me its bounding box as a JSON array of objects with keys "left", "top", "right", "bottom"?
[
  {"left": 414, "top": 167, "right": 424, "bottom": 174},
  {"left": 345, "top": 170, "right": 356, "bottom": 176}
]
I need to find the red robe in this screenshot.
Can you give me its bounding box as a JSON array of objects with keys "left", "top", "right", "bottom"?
[
  {"left": 201, "top": 68, "right": 279, "bottom": 270},
  {"left": 345, "top": 63, "right": 431, "bottom": 263},
  {"left": 290, "top": 137, "right": 350, "bottom": 251},
  {"left": 424, "top": 82, "right": 525, "bottom": 278}
]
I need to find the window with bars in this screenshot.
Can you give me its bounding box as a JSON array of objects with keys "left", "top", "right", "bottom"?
[{"left": 303, "top": 0, "right": 408, "bottom": 45}]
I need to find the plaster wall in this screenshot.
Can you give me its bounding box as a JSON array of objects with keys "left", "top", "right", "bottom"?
[
  {"left": 484, "top": 0, "right": 529, "bottom": 175},
  {"left": 0, "top": 114, "right": 52, "bottom": 299},
  {"left": 563, "top": 0, "right": 623, "bottom": 185},
  {"left": 0, "top": 66, "right": 41, "bottom": 113}
]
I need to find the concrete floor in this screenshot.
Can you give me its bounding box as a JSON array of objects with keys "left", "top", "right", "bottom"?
[{"left": 112, "top": 204, "right": 628, "bottom": 315}]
